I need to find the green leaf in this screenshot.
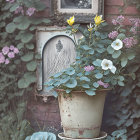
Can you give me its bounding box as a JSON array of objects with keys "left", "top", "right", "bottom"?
[
  {"left": 53, "top": 72, "right": 62, "bottom": 78},
  {"left": 17, "top": 43, "right": 24, "bottom": 50},
  {"left": 95, "top": 31, "right": 100, "bottom": 36},
  {"left": 18, "top": 73, "right": 36, "bottom": 88},
  {"left": 26, "top": 43, "right": 34, "bottom": 50},
  {"left": 60, "top": 76, "right": 70, "bottom": 83},
  {"left": 121, "top": 57, "right": 128, "bottom": 67},
  {"left": 66, "top": 89, "right": 72, "bottom": 93},
  {"left": 81, "top": 45, "right": 91, "bottom": 50},
  {"left": 65, "top": 79, "right": 77, "bottom": 88},
  {"left": 127, "top": 52, "right": 135, "bottom": 60},
  {"left": 65, "top": 68, "right": 75, "bottom": 75},
  {"left": 42, "top": 18, "right": 51, "bottom": 24},
  {"left": 17, "top": 17, "right": 31, "bottom": 30},
  {"left": 107, "top": 45, "right": 114, "bottom": 54},
  {"left": 82, "top": 84, "right": 90, "bottom": 89},
  {"left": 6, "top": 23, "right": 16, "bottom": 33},
  {"left": 92, "top": 59, "right": 102, "bottom": 67},
  {"left": 21, "top": 33, "right": 33, "bottom": 43},
  {"left": 45, "top": 86, "right": 54, "bottom": 91},
  {"left": 93, "top": 82, "right": 99, "bottom": 88},
  {"left": 95, "top": 73, "right": 103, "bottom": 79},
  {"left": 10, "top": 3, "right": 19, "bottom": 12},
  {"left": 88, "top": 49, "right": 94, "bottom": 54},
  {"left": 118, "top": 81, "right": 125, "bottom": 86},
  {"left": 26, "top": 61, "right": 37, "bottom": 71},
  {"left": 80, "top": 76, "right": 90, "bottom": 82},
  {"left": 118, "top": 76, "right": 125, "bottom": 81},
  {"left": 85, "top": 90, "right": 95, "bottom": 96},
  {"left": 117, "top": 33, "right": 126, "bottom": 40},
  {"left": 112, "top": 50, "right": 121, "bottom": 58},
  {"left": 21, "top": 53, "right": 34, "bottom": 62}
]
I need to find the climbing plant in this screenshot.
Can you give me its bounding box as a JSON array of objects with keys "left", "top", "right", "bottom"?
[
  {"left": 0, "top": 0, "right": 51, "bottom": 139},
  {"left": 105, "top": 16, "right": 140, "bottom": 139}
]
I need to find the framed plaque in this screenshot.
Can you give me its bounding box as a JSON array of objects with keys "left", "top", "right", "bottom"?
[{"left": 54, "top": 0, "right": 104, "bottom": 23}]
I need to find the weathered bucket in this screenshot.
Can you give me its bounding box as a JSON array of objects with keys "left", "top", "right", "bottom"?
[{"left": 57, "top": 89, "right": 109, "bottom": 139}]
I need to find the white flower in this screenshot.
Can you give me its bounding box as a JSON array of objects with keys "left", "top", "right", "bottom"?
[
  {"left": 111, "top": 39, "right": 123, "bottom": 50},
  {"left": 101, "top": 59, "right": 117, "bottom": 74},
  {"left": 110, "top": 66, "right": 116, "bottom": 74},
  {"left": 101, "top": 59, "right": 113, "bottom": 70}
]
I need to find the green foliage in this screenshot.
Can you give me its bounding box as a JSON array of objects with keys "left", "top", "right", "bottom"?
[
  {"left": 25, "top": 132, "right": 56, "bottom": 140},
  {"left": 45, "top": 16, "right": 136, "bottom": 96},
  {"left": 105, "top": 129, "right": 127, "bottom": 140},
  {"left": 0, "top": 0, "right": 51, "bottom": 139}
]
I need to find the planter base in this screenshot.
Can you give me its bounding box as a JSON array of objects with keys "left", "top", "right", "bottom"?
[{"left": 58, "top": 132, "right": 107, "bottom": 140}]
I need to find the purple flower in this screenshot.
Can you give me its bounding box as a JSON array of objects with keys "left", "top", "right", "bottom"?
[
  {"left": 15, "top": 6, "right": 24, "bottom": 15},
  {"left": 14, "top": 48, "right": 19, "bottom": 54},
  {"left": 26, "top": 8, "right": 36, "bottom": 16},
  {"left": 5, "top": 59, "right": 10, "bottom": 64},
  {"left": 2, "top": 46, "right": 9, "bottom": 55},
  {"left": 123, "top": 37, "right": 137, "bottom": 48},
  {"left": 0, "top": 53, "right": 5, "bottom": 63},
  {"left": 84, "top": 65, "right": 94, "bottom": 72},
  {"left": 8, "top": 52, "right": 15, "bottom": 58},
  {"left": 10, "top": 45, "right": 15, "bottom": 50},
  {"left": 112, "top": 15, "right": 125, "bottom": 25},
  {"left": 108, "top": 31, "right": 118, "bottom": 39},
  {"left": 97, "top": 80, "right": 109, "bottom": 88}
]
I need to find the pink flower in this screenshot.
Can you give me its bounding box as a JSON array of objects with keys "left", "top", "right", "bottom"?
[
  {"left": 26, "top": 8, "right": 36, "bottom": 16},
  {"left": 97, "top": 80, "right": 109, "bottom": 88},
  {"left": 15, "top": 6, "right": 24, "bottom": 15},
  {"left": 5, "top": 59, "right": 10, "bottom": 64},
  {"left": 2, "top": 46, "right": 9, "bottom": 55},
  {"left": 10, "top": 45, "right": 15, "bottom": 50},
  {"left": 84, "top": 65, "right": 94, "bottom": 72},
  {"left": 14, "top": 48, "right": 19, "bottom": 54},
  {"left": 112, "top": 19, "right": 117, "bottom": 25},
  {"left": 6, "top": 0, "right": 15, "bottom": 3},
  {"left": 123, "top": 37, "right": 138, "bottom": 48},
  {"left": 112, "top": 15, "right": 125, "bottom": 25},
  {"left": 0, "top": 53, "right": 5, "bottom": 63},
  {"left": 108, "top": 31, "right": 118, "bottom": 39},
  {"left": 8, "top": 52, "right": 15, "bottom": 58}
]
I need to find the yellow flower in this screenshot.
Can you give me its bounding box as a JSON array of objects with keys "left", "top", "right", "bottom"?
[
  {"left": 94, "top": 15, "right": 105, "bottom": 26},
  {"left": 87, "top": 23, "right": 93, "bottom": 32},
  {"left": 67, "top": 16, "right": 75, "bottom": 26}
]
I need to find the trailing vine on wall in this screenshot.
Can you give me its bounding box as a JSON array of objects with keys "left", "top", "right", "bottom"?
[
  {"left": 105, "top": 16, "right": 140, "bottom": 140},
  {"left": 0, "top": 0, "right": 51, "bottom": 139}
]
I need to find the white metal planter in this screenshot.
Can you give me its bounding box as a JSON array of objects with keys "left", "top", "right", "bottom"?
[{"left": 58, "top": 89, "right": 109, "bottom": 139}]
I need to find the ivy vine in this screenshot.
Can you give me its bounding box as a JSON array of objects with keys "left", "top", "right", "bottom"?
[{"left": 0, "top": 0, "right": 51, "bottom": 139}]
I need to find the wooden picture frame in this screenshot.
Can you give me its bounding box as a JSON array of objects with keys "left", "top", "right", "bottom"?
[{"left": 53, "top": 0, "right": 104, "bottom": 23}]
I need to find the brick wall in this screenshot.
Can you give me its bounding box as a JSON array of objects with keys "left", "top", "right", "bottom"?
[{"left": 26, "top": 0, "right": 140, "bottom": 135}]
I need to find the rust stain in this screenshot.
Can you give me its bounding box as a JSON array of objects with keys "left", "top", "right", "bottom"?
[{"left": 79, "top": 130, "right": 84, "bottom": 135}]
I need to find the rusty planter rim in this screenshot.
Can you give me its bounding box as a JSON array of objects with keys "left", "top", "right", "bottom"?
[{"left": 55, "top": 88, "right": 112, "bottom": 93}]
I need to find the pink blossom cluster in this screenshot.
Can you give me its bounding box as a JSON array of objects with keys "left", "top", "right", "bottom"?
[
  {"left": 112, "top": 15, "right": 125, "bottom": 25},
  {"left": 108, "top": 31, "right": 118, "bottom": 39},
  {"left": 15, "top": 6, "right": 24, "bottom": 15},
  {"left": 26, "top": 8, "right": 36, "bottom": 16},
  {"left": 129, "top": 18, "right": 140, "bottom": 35},
  {"left": 97, "top": 80, "right": 109, "bottom": 88},
  {"left": 0, "top": 45, "right": 19, "bottom": 64},
  {"left": 123, "top": 37, "right": 137, "bottom": 48},
  {"left": 6, "top": 0, "right": 15, "bottom": 3},
  {"left": 84, "top": 65, "right": 94, "bottom": 72},
  {"left": 15, "top": 6, "right": 36, "bottom": 16}
]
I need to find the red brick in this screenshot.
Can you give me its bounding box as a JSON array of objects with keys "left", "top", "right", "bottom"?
[
  {"left": 105, "top": 6, "right": 120, "bottom": 15},
  {"left": 124, "top": 6, "right": 140, "bottom": 15},
  {"left": 105, "top": 0, "right": 124, "bottom": 6}
]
